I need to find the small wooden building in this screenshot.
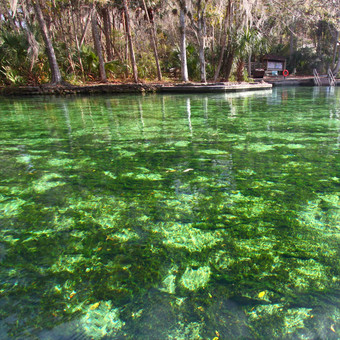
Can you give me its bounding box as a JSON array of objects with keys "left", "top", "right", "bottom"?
[
  {"left": 251, "top": 55, "right": 287, "bottom": 78},
  {"left": 262, "top": 55, "right": 286, "bottom": 75}
]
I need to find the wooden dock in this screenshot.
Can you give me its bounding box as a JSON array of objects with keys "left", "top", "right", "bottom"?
[
  {"left": 160, "top": 82, "right": 272, "bottom": 93},
  {"left": 264, "top": 76, "right": 339, "bottom": 87}
]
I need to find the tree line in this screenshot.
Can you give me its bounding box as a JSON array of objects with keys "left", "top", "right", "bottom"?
[{"left": 0, "top": 0, "right": 339, "bottom": 85}]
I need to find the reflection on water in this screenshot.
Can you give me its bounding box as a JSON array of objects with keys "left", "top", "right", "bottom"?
[{"left": 0, "top": 87, "right": 339, "bottom": 339}]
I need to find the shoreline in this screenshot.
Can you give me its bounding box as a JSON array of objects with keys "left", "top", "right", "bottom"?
[
  {"left": 0, "top": 81, "right": 272, "bottom": 96},
  {"left": 0, "top": 76, "right": 338, "bottom": 96}
]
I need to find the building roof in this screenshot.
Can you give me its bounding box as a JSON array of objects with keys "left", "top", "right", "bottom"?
[{"left": 262, "top": 54, "right": 286, "bottom": 62}]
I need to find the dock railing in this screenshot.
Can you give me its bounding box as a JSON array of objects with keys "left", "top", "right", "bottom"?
[
  {"left": 313, "top": 69, "right": 321, "bottom": 86},
  {"left": 327, "top": 68, "right": 336, "bottom": 86}
]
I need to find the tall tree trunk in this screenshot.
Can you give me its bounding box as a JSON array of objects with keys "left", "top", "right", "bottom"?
[
  {"left": 91, "top": 6, "right": 107, "bottom": 82},
  {"left": 21, "top": 3, "right": 39, "bottom": 73},
  {"left": 247, "top": 52, "right": 251, "bottom": 78},
  {"left": 196, "top": 0, "right": 206, "bottom": 83},
  {"left": 123, "top": 0, "right": 138, "bottom": 83},
  {"left": 213, "top": 0, "right": 231, "bottom": 82},
  {"left": 289, "top": 23, "right": 296, "bottom": 67},
  {"left": 198, "top": 33, "right": 206, "bottom": 82},
  {"left": 316, "top": 21, "right": 322, "bottom": 60},
  {"left": 141, "top": 0, "right": 162, "bottom": 81},
  {"left": 80, "top": 7, "right": 94, "bottom": 48},
  {"left": 58, "top": 15, "right": 75, "bottom": 74},
  {"left": 31, "top": 0, "right": 62, "bottom": 84},
  {"left": 214, "top": 45, "right": 226, "bottom": 82},
  {"left": 332, "top": 30, "right": 339, "bottom": 69},
  {"left": 289, "top": 29, "right": 294, "bottom": 60},
  {"left": 333, "top": 47, "right": 340, "bottom": 76},
  {"left": 179, "top": 1, "right": 189, "bottom": 82},
  {"left": 110, "top": 10, "right": 123, "bottom": 62},
  {"left": 236, "top": 58, "right": 244, "bottom": 82},
  {"left": 101, "top": 7, "right": 113, "bottom": 61},
  {"left": 70, "top": 2, "right": 85, "bottom": 79},
  {"left": 222, "top": 49, "right": 234, "bottom": 81},
  {"left": 122, "top": 12, "right": 129, "bottom": 65}
]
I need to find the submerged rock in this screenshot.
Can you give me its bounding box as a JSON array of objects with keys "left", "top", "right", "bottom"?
[
  {"left": 168, "top": 321, "right": 203, "bottom": 339},
  {"left": 180, "top": 266, "right": 211, "bottom": 291},
  {"left": 80, "top": 301, "right": 124, "bottom": 339},
  {"left": 248, "top": 304, "right": 313, "bottom": 337},
  {"left": 153, "top": 222, "right": 222, "bottom": 252}
]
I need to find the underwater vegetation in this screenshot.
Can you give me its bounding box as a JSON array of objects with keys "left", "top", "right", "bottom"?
[{"left": 0, "top": 87, "right": 339, "bottom": 339}]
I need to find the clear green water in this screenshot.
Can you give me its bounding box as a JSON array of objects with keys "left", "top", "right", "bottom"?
[{"left": 0, "top": 87, "right": 339, "bottom": 339}]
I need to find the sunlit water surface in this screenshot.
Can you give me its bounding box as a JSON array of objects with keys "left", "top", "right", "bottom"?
[{"left": 0, "top": 87, "right": 339, "bottom": 339}]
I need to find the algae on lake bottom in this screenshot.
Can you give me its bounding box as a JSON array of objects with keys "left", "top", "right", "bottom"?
[{"left": 0, "top": 87, "right": 339, "bottom": 339}]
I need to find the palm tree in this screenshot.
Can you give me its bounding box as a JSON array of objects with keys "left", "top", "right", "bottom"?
[{"left": 235, "top": 29, "right": 268, "bottom": 81}]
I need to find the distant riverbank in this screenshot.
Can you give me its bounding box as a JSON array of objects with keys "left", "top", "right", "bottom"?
[{"left": 2, "top": 76, "right": 339, "bottom": 96}]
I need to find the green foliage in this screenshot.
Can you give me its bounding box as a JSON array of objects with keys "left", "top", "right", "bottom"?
[
  {"left": 64, "top": 73, "right": 84, "bottom": 86},
  {"left": 0, "top": 27, "right": 50, "bottom": 85},
  {"left": 105, "top": 60, "right": 128, "bottom": 79},
  {"left": 235, "top": 29, "right": 268, "bottom": 58},
  {"left": 204, "top": 55, "right": 215, "bottom": 80},
  {"left": 79, "top": 45, "right": 130, "bottom": 81},
  {"left": 0, "top": 30, "right": 28, "bottom": 85},
  {"left": 161, "top": 44, "right": 201, "bottom": 81},
  {"left": 0, "top": 30, "right": 28, "bottom": 64},
  {"left": 0, "top": 66, "right": 24, "bottom": 85},
  {"left": 312, "top": 20, "right": 336, "bottom": 58},
  {"left": 186, "top": 44, "right": 200, "bottom": 81},
  {"left": 161, "top": 48, "right": 181, "bottom": 78},
  {"left": 80, "top": 45, "right": 99, "bottom": 79},
  {"left": 270, "top": 24, "right": 334, "bottom": 75},
  {"left": 287, "top": 47, "right": 332, "bottom": 74},
  {"left": 137, "top": 52, "right": 157, "bottom": 79}
]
